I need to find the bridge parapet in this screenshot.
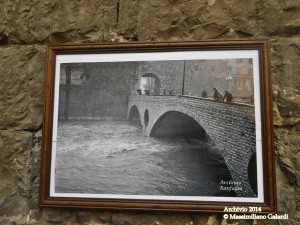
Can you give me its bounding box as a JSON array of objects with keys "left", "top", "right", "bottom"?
[{"left": 128, "top": 95, "right": 257, "bottom": 197}]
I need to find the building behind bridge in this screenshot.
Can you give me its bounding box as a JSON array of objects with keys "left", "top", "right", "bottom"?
[{"left": 58, "top": 59, "right": 254, "bottom": 120}]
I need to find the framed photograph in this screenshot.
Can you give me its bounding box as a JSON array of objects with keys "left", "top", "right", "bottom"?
[{"left": 40, "top": 40, "right": 276, "bottom": 212}]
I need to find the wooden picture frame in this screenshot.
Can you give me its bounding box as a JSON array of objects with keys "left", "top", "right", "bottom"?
[{"left": 39, "top": 40, "right": 276, "bottom": 213}]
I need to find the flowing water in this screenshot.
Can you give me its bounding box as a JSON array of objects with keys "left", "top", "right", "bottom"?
[{"left": 55, "top": 120, "right": 235, "bottom": 197}]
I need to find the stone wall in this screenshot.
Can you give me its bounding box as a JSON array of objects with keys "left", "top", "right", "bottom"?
[
  {"left": 0, "top": 0, "right": 300, "bottom": 225},
  {"left": 136, "top": 61, "right": 184, "bottom": 95},
  {"left": 58, "top": 61, "right": 185, "bottom": 120},
  {"left": 58, "top": 62, "right": 139, "bottom": 120}
]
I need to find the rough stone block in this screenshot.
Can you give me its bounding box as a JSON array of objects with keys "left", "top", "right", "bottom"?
[
  {"left": 0, "top": 1, "right": 118, "bottom": 44},
  {"left": 271, "top": 37, "right": 300, "bottom": 125},
  {"left": 276, "top": 165, "right": 297, "bottom": 216},
  {"left": 42, "top": 208, "right": 73, "bottom": 223},
  {"left": 0, "top": 130, "right": 32, "bottom": 216},
  {"left": 0, "top": 46, "right": 45, "bottom": 130},
  {"left": 110, "top": 212, "right": 208, "bottom": 225}
]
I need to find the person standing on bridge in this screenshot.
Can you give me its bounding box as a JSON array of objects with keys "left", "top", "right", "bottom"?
[
  {"left": 201, "top": 90, "right": 207, "bottom": 98},
  {"left": 213, "top": 88, "right": 222, "bottom": 101},
  {"left": 168, "top": 89, "right": 175, "bottom": 96},
  {"left": 223, "top": 91, "right": 233, "bottom": 103},
  {"left": 144, "top": 90, "right": 151, "bottom": 96},
  {"left": 136, "top": 89, "right": 142, "bottom": 95}
]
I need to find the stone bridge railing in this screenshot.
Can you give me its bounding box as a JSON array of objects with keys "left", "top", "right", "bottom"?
[{"left": 128, "top": 95, "right": 257, "bottom": 197}]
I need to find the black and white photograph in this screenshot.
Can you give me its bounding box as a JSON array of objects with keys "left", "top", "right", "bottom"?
[
  {"left": 39, "top": 41, "right": 275, "bottom": 211},
  {"left": 50, "top": 48, "right": 263, "bottom": 203}
]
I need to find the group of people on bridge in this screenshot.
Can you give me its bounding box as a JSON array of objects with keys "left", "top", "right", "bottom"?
[
  {"left": 136, "top": 88, "right": 176, "bottom": 96},
  {"left": 201, "top": 88, "right": 234, "bottom": 103},
  {"left": 136, "top": 87, "right": 234, "bottom": 103}
]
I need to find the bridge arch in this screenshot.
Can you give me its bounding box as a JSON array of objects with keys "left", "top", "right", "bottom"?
[
  {"left": 150, "top": 110, "right": 208, "bottom": 140},
  {"left": 145, "top": 105, "right": 219, "bottom": 147},
  {"left": 128, "top": 105, "right": 141, "bottom": 124}
]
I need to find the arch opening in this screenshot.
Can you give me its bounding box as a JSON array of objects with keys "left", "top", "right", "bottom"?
[
  {"left": 149, "top": 110, "right": 236, "bottom": 197},
  {"left": 150, "top": 111, "right": 207, "bottom": 140},
  {"left": 248, "top": 153, "right": 258, "bottom": 196},
  {"left": 128, "top": 106, "right": 141, "bottom": 125},
  {"left": 140, "top": 73, "right": 161, "bottom": 95}
]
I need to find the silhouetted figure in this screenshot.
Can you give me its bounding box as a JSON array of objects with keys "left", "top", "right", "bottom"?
[
  {"left": 163, "top": 89, "right": 166, "bottom": 95},
  {"left": 168, "top": 89, "right": 175, "bottom": 96},
  {"left": 144, "top": 90, "right": 151, "bottom": 96},
  {"left": 136, "top": 89, "right": 142, "bottom": 95},
  {"left": 213, "top": 88, "right": 222, "bottom": 101},
  {"left": 223, "top": 91, "right": 233, "bottom": 103},
  {"left": 201, "top": 90, "right": 208, "bottom": 98}
]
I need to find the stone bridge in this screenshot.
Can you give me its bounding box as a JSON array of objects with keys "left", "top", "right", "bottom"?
[{"left": 127, "top": 95, "right": 257, "bottom": 197}]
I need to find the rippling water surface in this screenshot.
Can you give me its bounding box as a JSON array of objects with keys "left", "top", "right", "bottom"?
[{"left": 55, "top": 121, "right": 235, "bottom": 197}]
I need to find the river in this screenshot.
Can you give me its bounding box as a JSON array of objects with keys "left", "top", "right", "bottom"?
[{"left": 55, "top": 120, "right": 235, "bottom": 197}]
